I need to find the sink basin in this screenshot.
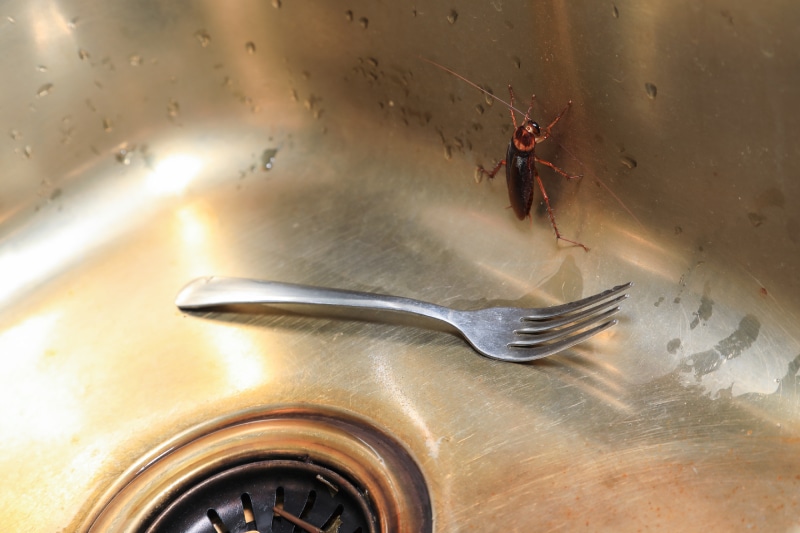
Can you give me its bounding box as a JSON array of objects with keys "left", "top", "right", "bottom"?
[{"left": 2, "top": 1, "right": 799, "bottom": 530}]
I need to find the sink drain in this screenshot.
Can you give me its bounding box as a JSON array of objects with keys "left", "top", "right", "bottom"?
[
  {"left": 81, "top": 407, "right": 432, "bottom": 533},
  {"left": 147, "top": 459, "right": 375, "bottom": 532}
]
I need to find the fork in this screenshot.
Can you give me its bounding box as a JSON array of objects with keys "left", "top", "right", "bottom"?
[{"left": 175, "top": 276, "right": 632, "bottom": 362}]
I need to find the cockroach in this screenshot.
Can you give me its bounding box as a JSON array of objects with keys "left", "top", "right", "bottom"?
[{"left": 421, "top": 57, "right": 589, "bottom": 252}]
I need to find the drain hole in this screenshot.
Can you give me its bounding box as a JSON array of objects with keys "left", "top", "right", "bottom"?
[
  {"left": 320, "top": 504, "right": 345, "bottom": 531},
  {"left": 206, "top": 509, "right": 229, "bottom": 533},
  {"left": 295, "top": 489, "right": 316, "bottom": 528},
  {"left": 272, "top": 485, "right": 285, "bottom": 530},
  {"left": 241, "top": 493, "right": 257, "bottom": 531}
]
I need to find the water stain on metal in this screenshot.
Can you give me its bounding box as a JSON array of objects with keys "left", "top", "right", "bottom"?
[
  {"left": 681, "top": 314, "right": 761, "bottom": 380},
  {"left": 667, "top": 338, "right": 681, "bottom": 354},
  {"left": 716, "top": 314, "right": 761, "bottom": 359},
  {"left": 690, "top": 283, "right": 713, "bottom": 330},
  {"left": 774, "top": 353, "right": 800, "bottom": 398}
]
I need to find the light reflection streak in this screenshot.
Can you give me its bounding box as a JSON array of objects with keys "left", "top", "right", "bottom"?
[
  {"left": 203, "top": 325, "right": 266, "bottom": 392},
  {"left": 174, "top": 200, "right": 266, "bottom": 391},
  {"left": 0, "top": 312, "right": 81, "bottom": 443},
  {"left": 0, "top": 153, "right": 203, "bottom": 308},
  {"left": 177, "top": 206, "right": 208, "bottom": 245},
  {"left": 373, "top": 358, "right": 441, "bottom": 458},
  {"left": 147, "top": 155, "right": 202, "bottom": 195},
  {"left": 30, "top": 1, "right": 73, "bottom": 48}
]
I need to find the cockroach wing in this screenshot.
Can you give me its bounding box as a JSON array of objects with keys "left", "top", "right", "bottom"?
[{"left": 505, "top": 142, "right": 535, "bottom": 220}]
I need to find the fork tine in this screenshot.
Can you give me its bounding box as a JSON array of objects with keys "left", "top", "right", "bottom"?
[
  {"left": 512, "top": 306, "right": 621, "bottom": 343},
  {"left": 522, "top": 282, "right": 632, "bottom": 319},
  {"left": 507, "top": 319, "right": 619, "bottom": 360},
  {"left": 517, "top": 294, "right": 627, "bottom": 332}
]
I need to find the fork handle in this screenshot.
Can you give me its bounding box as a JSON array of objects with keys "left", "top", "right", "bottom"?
[{"left": 175, "top": 276, "right": 455, "bottom": 326}]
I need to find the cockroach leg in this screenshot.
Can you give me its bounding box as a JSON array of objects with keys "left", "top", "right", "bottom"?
[
  {"left": 506, "top": 86, "right": 518, "bottom": 129},
  {"left": 537, "top": 100, "right": 572, "bottom": 142},
  {"left": 534, "top": 157, "right": 582, "bottom": 180},
  {"left": 534, "top": 167, "right": 589, "bottom": 252},
  {"left": 476, "top": 159, "right": 507, "bottom": 182}
]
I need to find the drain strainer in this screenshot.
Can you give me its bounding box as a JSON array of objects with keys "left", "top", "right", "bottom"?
[
  {"left": 81, "top": 406, "right": 432, "bottom": 533},
  {"left": 147, "top": 460, "right": 375, "bottom": 532}
]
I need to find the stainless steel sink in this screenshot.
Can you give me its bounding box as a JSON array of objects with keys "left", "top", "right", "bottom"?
[{"left": 2, "top": 1, "right": 799, "bottom": 530}]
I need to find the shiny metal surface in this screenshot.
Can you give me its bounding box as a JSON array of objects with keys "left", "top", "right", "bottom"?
[
  {"left": 1, "top": 0, "right": 799, "bottom": 531},
  {"left": 175, "top": 277, "right": 629, "bottom": 361}
]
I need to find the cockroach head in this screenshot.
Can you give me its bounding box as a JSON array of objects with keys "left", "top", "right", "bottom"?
[
  {"left": 513, "top": 120, "right": 540, "bottom": 151},
  {"left": 525, "top": 121, "right": 541, "bottom": 136}
]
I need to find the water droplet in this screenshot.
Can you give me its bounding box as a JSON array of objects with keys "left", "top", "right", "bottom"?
[
  {"left": 645, "top": 82, "right": 657, "bottom": 99},
  {"left": 272, "top": 0, "right": 281, "bottom": 7},
  {"left": 9, "top": 129, "right": 22, "bottom": 140},
  {"left": 78, "top": 48, "right": 90, "bottom": 60},
  {"left": 475, "top": 104, "right": 484, "bottom": 115},
  {"left": 366, "top": 57, "right": 378, "bottom": 68},
  {"left": 621, "top": 155, "right": 637, "bottom": 169},
  {"left": 345, "top": 10, "right": 354, "bottom": 21},
  {"left": 443, "top": 145, "right": 452, "bottom": 160},
  {"left": 359, "top": 17, "right": 369, "bottom": 29},
  {"left": 447, "top": 10, "right": 458, "bottom": 24},
  {"left": 245, "top": 41, "right": 256, "bottom": 54},
  {"left": 747, "top": 212, "right": 765, "bottom": 227},
  {"left": 139, "top": 145, "right": 155, "bottom": 169},
  {"left": 115, "top": 147, "right": 132, "bottom": 165},
  {"left": 36, "top": 83, "right": 54, "bottom": 97},
  {"left": 167, "top": 99, "right": 180, "bottom": 119},
  {"left": 304, "top": 95, "right": 319, "bottom": 110},
  {"left": 37, "top": 65, "right": 48, "bottom": 72},
  {"left": 612, "top": 4, "right": 619, "bottom": 18},
  {"left": 6, "top": 16, "right": 15, "bottom": 24},
  {"left": 102, "top": 118, "right": 113, "bottom": 132},
  {"left": 129, "top": 54, "right": 142, "bottom": 66},
  {"left": 194, "top": 29, "right": 211, "bottom": 47},
  {"left": 68, "top": 17, "right": 78, "bottom": 29},
  {"left": 23, "top": 145, "right": 33, "bottom": 159},
  {"left": 513, "top": 57, "right": 521, "bottom": 69},
  {"left": 260, "top": 148, "right": 278, "bottom": 171},
  {"left": 290, "top": 89, "right": 298, "bottom": 102}
]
